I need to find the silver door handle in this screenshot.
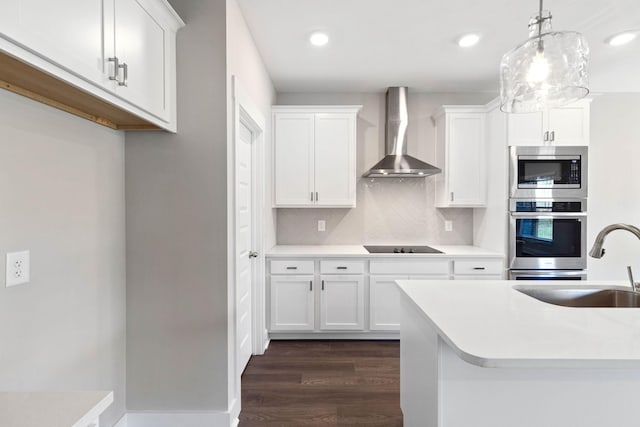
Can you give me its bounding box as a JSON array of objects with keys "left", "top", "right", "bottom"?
[
  {"left": 311, "top": 192, "right": 314, "bottom": 202},
  {"left": 108, "top": 57, "right": 119, "bottom": 81},
  {"left": 309, "top": 280, "right": 312, "bottom": 291},
  {"left": 321, "top": 280, "right": 325, "bottom": 290},
  {"left": 286, "top": 266, "right": 297, "bottom": 270},
  {"left": 450, "top": 192, "right": 454, "bottom": 202},
  {"left": 473, "top": 267, "right": 486, "bottom": 270},
  {"left": 316, "top": 192, "right": 319, "bottom": 202},
  {"left": 543, "top": 131, "right": 549, "bottom": 141},
  {"left": 550, "top": 131, "right": 555, "bottom": 142},
  {"left": 336, "top": 266, "right": 348, "bottom": 270},
  {"left": 249, "top": 251, "right": 258, "bottom": 259},
  {"left": 118, "top": 62, "right": 128, "bottom": 86}
]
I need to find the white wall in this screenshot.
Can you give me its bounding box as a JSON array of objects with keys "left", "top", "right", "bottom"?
[
  {"left": 0, "top": 90, "right": 126, "bottom": 427},
  {"left": 226, "top": 0, "right": 276, "bottom": 415},
  {"left": 125, "top": 0, "right": 230, "bottom": 412},
  {"left": 275, "top": 91, "right": 494, "bottom": 245},
  {"left": 588, "top": 93, "right": 640, "bottom": 280},
  {"left": 126, "top": 0, "right": 276, "bottom": 419}
]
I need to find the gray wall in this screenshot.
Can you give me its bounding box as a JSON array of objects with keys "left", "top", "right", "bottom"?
[
  {"left": 0, "top": 90, "right": 126, "bottom": 426},
  {"left": 125, "top": 0, "right": 230, "bottom": 411},
  {"left": 275, "top": 92, "right": 494, "bottom": 245},
  {"left": 588, "top": 93, "right": 640, "bottom": 280}
]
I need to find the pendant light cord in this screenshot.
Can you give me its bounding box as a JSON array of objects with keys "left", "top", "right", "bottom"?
[{"left": 536, "top": 0, "right": 544, "bottom": 53}]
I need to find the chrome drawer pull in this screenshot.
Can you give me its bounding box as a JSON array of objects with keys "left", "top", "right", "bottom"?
[
  {"left": 286, "top": 266, "right": 298, "bottom": 270},
  {"left": 473, "top": 267, "right": 486, "bottom": 270},
  {"left": 336, "top": 266, "right": 348, "bottom": 270}
]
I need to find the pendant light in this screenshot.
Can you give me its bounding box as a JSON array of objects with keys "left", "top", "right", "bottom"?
[{"left": 500, "top": 0, "right": 589, "bottom": 113}]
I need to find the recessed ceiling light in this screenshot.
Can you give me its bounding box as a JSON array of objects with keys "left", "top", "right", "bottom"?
[
  {"left": 606, "top": 31, "right": 637, "bottom": 46},
  {"left": 309, "top": 32, "right": 329, "bottom": 47},
  {"left": 458, "top": 33, "right": 481, "bottom": 48}
]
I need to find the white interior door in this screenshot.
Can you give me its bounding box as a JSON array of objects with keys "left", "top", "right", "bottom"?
[{"left": 236, "top": 121, "right": 253, "bottom": 373}]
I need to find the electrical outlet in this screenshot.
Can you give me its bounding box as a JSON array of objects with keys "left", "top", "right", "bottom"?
[
  {"left": 6, "top": 250, "right": 30, "bottom": 287},
  {"left": 318, "top": 220, "right": 326, "bottom": 232},
  {"left": 445, "top": 220, "right": 453, "bottom": 232}
]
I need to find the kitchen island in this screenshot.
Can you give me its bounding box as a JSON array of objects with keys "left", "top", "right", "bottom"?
[{"left": 397, "top": 279, "right": 640, "bottom": 427}]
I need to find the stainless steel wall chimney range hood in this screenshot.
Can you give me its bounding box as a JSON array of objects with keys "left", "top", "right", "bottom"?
[{"left": 363, "top": 87, "right": 441, "bottom": 178}]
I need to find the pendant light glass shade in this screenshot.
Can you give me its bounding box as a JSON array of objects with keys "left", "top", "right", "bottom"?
[{"left": 500, "top": 9, "right": 590, "bottom": 113}]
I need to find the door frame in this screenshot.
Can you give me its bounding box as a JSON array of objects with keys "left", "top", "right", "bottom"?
[{"left": 229, "top": 76, "right": 267, "bottom": 406}]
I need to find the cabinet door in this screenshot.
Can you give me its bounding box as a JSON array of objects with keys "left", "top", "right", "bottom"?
[
  {"left": 269, "top": 275, "right": 315, "bottom": 331},
  {"left": 274, "top": 113, "right": 315, "bottom": 206},
  {"left": 369, "top": 275, "right": 407, "bottom": 331},
  {"left": 547, "top": 104, "right": 590, "bottom": 146},
  {"left": 314, "top": 113, "right": 356, "bottom": 207},
  {"left": 448, "top": 113, "right": 486, "bottom": 206},
  {"left": 319, "top": 275, "right": 365, "bottom": 330},
  {"left": 507, "top": 111, "right": 545, "bottom": 146},
  {"left": 112, "top": 0, "right": 167, "bottom": 120},
  {"left": 0, "top": 0, "right": 106, "bottom": 85}
]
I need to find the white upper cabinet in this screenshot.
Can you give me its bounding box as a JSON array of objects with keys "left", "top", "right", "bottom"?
[
  {"left": 0, "top": 0, "right": 106, "bottom": 85},
  {"left": 433, "top": 106, "right": 487, "bottom": 208},
  {"left": 507, "top": 99, "right": 591, "bottom": 146},
  {"left": 273, "top": 106, "right": 360, "bottom": 208},
  {"left": 273, "top": 113, "right": 315, "bottom": 206},
  {"left": 0, "top": 0, "right": 184, "bottom": 131},
  {"left": 109, "top": 0, "right": 174, "bottom": 121}
]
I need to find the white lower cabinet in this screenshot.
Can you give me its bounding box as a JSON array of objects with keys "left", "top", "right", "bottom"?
[
  {"left": 370, "top": 274, "right": 450, "bottom": 331},
  {"left": 320, "top": 275, "right": 365, "bottom": 330},
  {"left": 269, "top": 275, "right": 315, "bottom": 331},
  {"left": 370, "top": 275, "right": 406, "bottom": 331},
  {"left": 268, "top": 256, "right": 504, "bottom": 336}
]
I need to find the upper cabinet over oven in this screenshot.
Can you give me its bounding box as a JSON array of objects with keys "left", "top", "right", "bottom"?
[
  {"left": 507, "top": 99, "right": 591, "bottom": 146},
  {"left": 0, "top": 0, "right": 184, "bottom": 131}
]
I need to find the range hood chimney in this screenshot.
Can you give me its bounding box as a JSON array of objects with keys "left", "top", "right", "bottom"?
[{"left": 363, "top": 87, "right": 441, "bottom": 178}]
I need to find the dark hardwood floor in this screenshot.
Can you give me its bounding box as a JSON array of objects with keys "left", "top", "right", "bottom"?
[{"left": 239, "top": 340, "right": 402, "bottom": 427}]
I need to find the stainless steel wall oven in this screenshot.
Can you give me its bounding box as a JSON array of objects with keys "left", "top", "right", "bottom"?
[{"left": 509, "top": 199, "right": 587, "bottom": 271}]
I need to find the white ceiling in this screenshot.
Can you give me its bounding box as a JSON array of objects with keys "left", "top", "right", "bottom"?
[{"left": 236, "top": 0, "right": 640, "bottom": 93}]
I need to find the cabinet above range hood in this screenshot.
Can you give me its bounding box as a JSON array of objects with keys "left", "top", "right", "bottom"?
[{"left": 363, "top": 87, "right": 441, "bottom": 178}]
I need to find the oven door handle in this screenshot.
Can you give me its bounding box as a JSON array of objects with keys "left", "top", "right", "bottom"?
[{"left": 510, "top": 212, "right": 587, "bottom": 218}]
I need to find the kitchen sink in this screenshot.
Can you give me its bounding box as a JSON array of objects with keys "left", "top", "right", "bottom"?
[{"left": 515, "top": 287, "right": 640, "bottom": 308}]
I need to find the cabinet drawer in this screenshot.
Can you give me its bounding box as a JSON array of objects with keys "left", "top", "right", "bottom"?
[
  {"left": 270, "top": 260, "right": 315, "bottom": 275},
  {"left": 453, "top": 259, "right": 503, "bottom": 275},
  {"left": 320, "top": 260, "right": 365, "bottom": 274},
  {"left": 370, "top": 259, "right": 450, "bottom": 275}
]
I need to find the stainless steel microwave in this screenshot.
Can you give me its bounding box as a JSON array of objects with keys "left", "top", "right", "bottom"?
[{"left": 510, "top": 146, "right": 588, "bottom": 199}]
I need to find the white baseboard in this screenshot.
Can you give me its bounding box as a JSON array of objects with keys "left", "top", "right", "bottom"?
[{"left": 112, "top": 410, "right": 238, "bottom": 427}]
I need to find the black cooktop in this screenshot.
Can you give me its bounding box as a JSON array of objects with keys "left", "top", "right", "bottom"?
[{"left": 364, "top": 245, "right": 443, "bottom": 254}]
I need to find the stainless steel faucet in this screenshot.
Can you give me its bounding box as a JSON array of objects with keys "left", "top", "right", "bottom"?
[{"left": 589, "top": 223, "right": 640, "bottom": 291}]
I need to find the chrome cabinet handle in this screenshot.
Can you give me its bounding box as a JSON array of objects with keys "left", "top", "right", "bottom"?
[
  {"left": 450, "top": 192, "right": 454, "bottom": 202},
  {"left": 309, "top": 280, "right": 313, "bottom": 291},
  {"left": 249, "top": 251, "right": 258, "bottom": 259},
  {"left": 286, "top": 266, "right": 297, "bottom": 270},
  {"left": 311, "top": 192, "right": 314, "bottom": 202},
  {"left": 550, "top": 131, "right": 555, "bottom": 142},
  {"left": 118, "top": 62, "right": 128, "bottom": 86},
  {"left": 544, "top": 131, "right": 549, "bottom": 141},
  {"left": 108, "top": 57, "right": 119, "bottom": 81},
  {"left": 321, "top": 280, "right": 325, "bottom": 290},
  {"left": 336, "top": 266, "right": 348, "bottom": 270},
  {"left": 316, "top": 192, "right": 319, "bottom": 202},
  {"left": 473, "top": 267, "right": 486, "bottom": 270}
]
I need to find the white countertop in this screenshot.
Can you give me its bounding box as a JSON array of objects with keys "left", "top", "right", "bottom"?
[
  {"left": 266, "top": 245, "right": 503, "bottom": 258},
  {"left": 0, "top": 391, "right": 113, "bottom": 427},
  {"left": 397, "top": 280, "right": 640, "bottom": 369}
]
